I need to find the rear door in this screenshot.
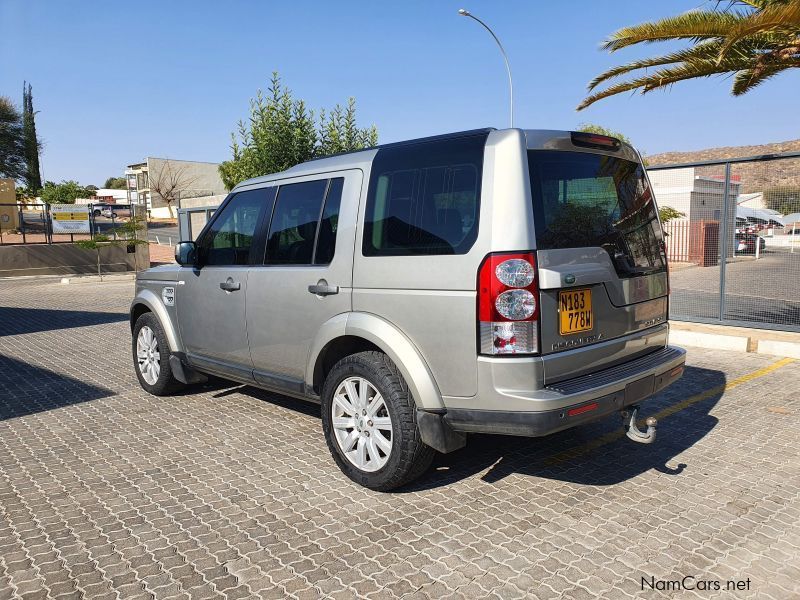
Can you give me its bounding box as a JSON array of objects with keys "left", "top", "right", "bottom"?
[
  {"left": 528, "top": 148, "right": 669, "bottom": 382},
  {"left": 246, "top": 172, "right": 359, "bottom": 393}
]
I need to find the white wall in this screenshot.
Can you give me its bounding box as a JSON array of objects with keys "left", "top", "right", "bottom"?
[{"left": 147, "top": 158, "right": 226, "bottom": 211}]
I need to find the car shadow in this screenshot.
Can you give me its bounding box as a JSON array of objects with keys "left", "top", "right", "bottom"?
[
  {"left": 403, "top": 365, "right": 724, "bottom": 491},
  {"left": 0, "top": 307, "right": 128, "bottom": 337},
  {"left": 221, "top": 364, "right": 724, "bottom": 491},
  {"left": 222, "top": 384, "right": 322, "bottom": 418},
  {"left": 0, "top": 354, "right": 116, "bottom": 421}
]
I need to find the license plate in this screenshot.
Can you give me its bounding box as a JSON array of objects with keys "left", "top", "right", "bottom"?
[{"left": 559, "top": 288, "right": 593, "bottom": 335}]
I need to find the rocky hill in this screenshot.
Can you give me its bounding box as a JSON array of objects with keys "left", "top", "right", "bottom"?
[{"left": 646, "top": 139, "right": 800, "bottom": 193}]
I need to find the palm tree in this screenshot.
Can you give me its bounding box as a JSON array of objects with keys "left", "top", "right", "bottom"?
[{"left": 578, "top": 0, "right": 800, "bottom": 111}]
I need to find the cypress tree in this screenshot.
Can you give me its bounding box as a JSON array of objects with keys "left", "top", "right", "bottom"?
[{"left": 22, "top": 82, "right": 42, "bottom": 191}]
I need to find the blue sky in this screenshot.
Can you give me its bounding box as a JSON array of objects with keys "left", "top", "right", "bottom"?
[{"left": 2, "top": 0, "right": 797, "bottom": 186}]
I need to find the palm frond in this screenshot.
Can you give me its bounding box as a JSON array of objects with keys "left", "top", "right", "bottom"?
[
  {"left": 603, "top": 11, "right": 746, "bottom": 51},
  {"left": 736, "top": 0, "right": 780, "bottom": 8},
  {"left": 720, "top": 0, "right": 800, "bottom": 56},
  {"left": 732, "top": 58, "right": 800, "bottom": 93},
  {"left": 578, "top": 58, "right": 754, "bottom": 110},
  {"left": 587, "top": 36, "right": 781, "bottom": 90},
  {"left": 588, "top": 41, "right": 724, "bottom": 90}
]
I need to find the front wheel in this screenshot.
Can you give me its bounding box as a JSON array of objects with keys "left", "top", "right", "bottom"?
[
  {"left": 321, "top": 351, "right": 434, "bottom": 491},
  {"left": 132, "top": 313, "right": 183, "bottom": 396}
]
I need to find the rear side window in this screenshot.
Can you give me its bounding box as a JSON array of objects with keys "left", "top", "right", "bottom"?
[
  {"left": 363, "top": 134, "right": 487, "bottom": 256},
  {"left": 314, "top": 177, "right": 344, "bottom": 265},
  {"left": 528, "top": 151, "right": 666, "bottom": 277},
  {"left": 266, "top": 180, "right": 328, "bottom": 264}
]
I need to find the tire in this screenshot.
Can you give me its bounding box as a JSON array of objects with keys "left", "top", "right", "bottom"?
[
  {"left": 321, "top": 351, "right": 435, "bottom": 491},
  {"left": 132, "top": 312, "right": 183, "bottom": 396}
]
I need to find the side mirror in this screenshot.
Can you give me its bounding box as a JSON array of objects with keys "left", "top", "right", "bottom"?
[{"left": 175, "top": 241, "right": 197, "bottom": 266}]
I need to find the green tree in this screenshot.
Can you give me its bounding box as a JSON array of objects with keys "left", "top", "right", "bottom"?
[
  {"left": 658, "top": 206, "right": 686, "bottom": 224},
  {"left": 15, "top": 184, "right": 35, "bottom": 202},
  {"left": 219, "top": 72, "right": 378, "bottom": 189},
  {"left": 764, "top": 186, "right": 800, "bottom": 214},
  {"left": 103, "top": 176, "right": 127, "bottom": 189},
  {"left": 22, "top": 82, "right": 42, "bottom": 191},
  {"left": 0, "top": 96, "right": 26, "bottom": 181},
  {"left": 578, "top": 0, "right": 800, "bottom": 110},
  {"left": 40, "top": 180, "right": 91, "bottom": 204}
]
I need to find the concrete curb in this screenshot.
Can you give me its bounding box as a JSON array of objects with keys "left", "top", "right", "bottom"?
[
  {"left": 671, "top": 322, "right": 800, "bottom": 359},
  {"left": 59, "top": 273, "right": 137, "bottom": 284},
  {"left": 0, "top": 272, "right": 138, "bottom": 283},
  {"left": 757, "top": 340, "right": 800, "bottom": 360},
  {"left": 670, "top": 329, "right": 749, "bottom": 352}
]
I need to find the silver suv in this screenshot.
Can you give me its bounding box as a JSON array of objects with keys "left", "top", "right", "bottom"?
[{"left": 130, "top": 128, "right": 685, "bottom": 490}]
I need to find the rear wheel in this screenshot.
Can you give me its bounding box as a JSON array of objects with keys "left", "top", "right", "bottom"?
[
  {"left": 132, "top": 313, "right": 183, "bottom": 396},
  {"left": 321, "top": 351, "right": 434, "bottom": 491}
]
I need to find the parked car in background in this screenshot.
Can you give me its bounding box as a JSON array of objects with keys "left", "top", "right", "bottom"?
[
  {"left": 735, "top": 232, "right": 766, "bottom": 254},
  {"left": 102, "top": 206, "right": 131, "bottom": 219},
  {"left": 130, "top": 128, "right": 685, "bottom": 490}
]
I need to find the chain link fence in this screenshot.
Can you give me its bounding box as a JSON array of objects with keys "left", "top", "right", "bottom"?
[{"left": 649, "top": 151, "right": 800, "bottom": 332}]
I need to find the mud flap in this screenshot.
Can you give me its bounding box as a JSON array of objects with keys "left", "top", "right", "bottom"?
[
  {"left": 417, "top": 410, "right": 466, "bottom": 454},
  {"left": 169, "top": 353, "right": 208, "bottom": 385}
]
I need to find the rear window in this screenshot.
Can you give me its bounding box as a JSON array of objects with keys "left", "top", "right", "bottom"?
[
  {"left": 363, "top": 134, "right": 487, "bottom": 256},
  {"left": 528, "top": 151, "right": 666, "bottom": 277}
]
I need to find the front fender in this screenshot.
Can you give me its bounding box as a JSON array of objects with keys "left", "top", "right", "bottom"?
[
  {"left": 130, "top": 288, "right": 182, "bottom": 352},
  {"left": 305, "top": 312, "right": 445, "bottom": 411}
]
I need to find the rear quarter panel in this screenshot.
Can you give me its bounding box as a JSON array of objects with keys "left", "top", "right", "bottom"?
[{"left": 352, "top": 129, "right": 534, "bottom": 398}]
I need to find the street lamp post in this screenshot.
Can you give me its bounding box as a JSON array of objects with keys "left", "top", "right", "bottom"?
[{"left": 458, "top": 8, "right": 514, "bottom": 128}]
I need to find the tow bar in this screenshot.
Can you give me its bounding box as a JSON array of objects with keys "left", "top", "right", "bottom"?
[{"left": 621, "top": 405, "right": 657, "bottom": 444}]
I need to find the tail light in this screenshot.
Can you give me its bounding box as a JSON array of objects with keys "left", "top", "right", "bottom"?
[{"left": 478, "top": 252, "right": 539, "bottom": 355}]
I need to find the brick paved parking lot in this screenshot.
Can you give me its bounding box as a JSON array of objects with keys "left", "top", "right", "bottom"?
[{"left": 1, "top": 278, "right": 799, "bottom": 599}]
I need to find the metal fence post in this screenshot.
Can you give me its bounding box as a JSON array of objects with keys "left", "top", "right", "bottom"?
[
  {"left": 45, "top": 204, "right": 52, "bottom": 244},
  {"left": 21, "top": 205, "right": 27, "bottom": 244},
  {"left": 718, "top": 162, "right": 732, "bottom": 322}
]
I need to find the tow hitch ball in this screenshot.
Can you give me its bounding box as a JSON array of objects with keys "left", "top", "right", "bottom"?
[{"left": 621, "top": 405, "right": 657, "bottom": 444}]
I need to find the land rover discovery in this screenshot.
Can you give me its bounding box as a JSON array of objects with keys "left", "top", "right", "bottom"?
[{"left": 130, "top": 128, "right": 685, "bottom": 491}]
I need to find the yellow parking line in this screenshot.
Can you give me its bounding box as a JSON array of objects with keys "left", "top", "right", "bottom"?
[{"left": 544, "top": 357, "right": 796, "bottom": 466}]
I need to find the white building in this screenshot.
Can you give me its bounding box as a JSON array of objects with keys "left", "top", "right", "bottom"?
[
  {"left": 74, "top": 188, "right": 129, "bottom": 206},
  {"left": 125, "top": 158, "right": 226, "bottom": 219},
  {"left": 648, "top": 167, "right": 741, "bottom": 223},
  {"left": 648, "top": 167, "right": 741, "bottom": 264}
]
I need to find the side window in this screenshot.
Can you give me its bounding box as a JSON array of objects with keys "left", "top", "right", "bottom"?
[
  {"left": 197, "top": 189, "right": 266, "bottom": 266},
  {"left": 314, "top": 177, "right": 344, "bottom": 265},
  {"left": 265, "top": 179, "right": 328, "bottom": 265},
  {"left": 363, "top": 134, "right": 486, "bottom": 256}
]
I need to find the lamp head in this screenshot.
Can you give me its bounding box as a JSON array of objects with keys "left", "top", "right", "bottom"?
[{"left": 458, "top": 8, "right": 470, "bottom": 16}]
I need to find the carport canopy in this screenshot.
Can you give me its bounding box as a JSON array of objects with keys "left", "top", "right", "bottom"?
[
  {"left": 736, "top": 205, "right": 786, "bottom": 225},
  {"left": 782, "top": 212, "right": 800, "bottom": 225}
]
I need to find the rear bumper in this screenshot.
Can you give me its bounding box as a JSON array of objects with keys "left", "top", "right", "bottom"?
[{"left": 444, "top": 346, "right": 686, "bottom": 437}]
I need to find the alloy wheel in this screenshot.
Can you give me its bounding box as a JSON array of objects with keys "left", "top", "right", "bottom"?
[
  {"left": 136, "top": 325, "right": 161, "bottom": 385},
  {"left": 331, "top": 376, "right": 393, "bottom": 472}
]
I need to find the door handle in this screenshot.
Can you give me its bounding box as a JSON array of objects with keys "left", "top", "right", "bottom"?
[
  {"left": 220, "top": 278, "right": 241, "bottom": 292},
  {"left": 308, "top": 283, "right": 339, "bottom": 296}
]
